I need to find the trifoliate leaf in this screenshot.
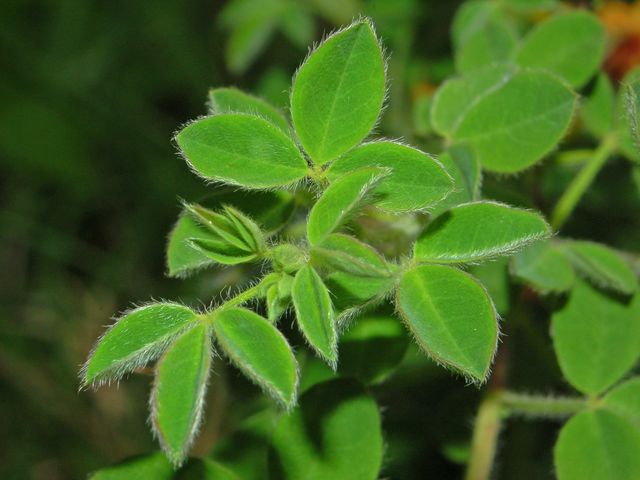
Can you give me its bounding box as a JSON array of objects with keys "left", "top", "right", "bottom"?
[
  {"left": 551, "top": 280, "right": 640, "bottom": 395},
  {"left": 451, "top": 70, "right": 577, "bottom": 173}
]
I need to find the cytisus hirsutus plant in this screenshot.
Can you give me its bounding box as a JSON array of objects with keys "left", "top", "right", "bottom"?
[{"left": 83, "top": 4, "right": 640, "bottom": 479}]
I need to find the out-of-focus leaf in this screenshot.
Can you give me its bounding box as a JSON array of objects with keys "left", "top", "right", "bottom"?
[
  {"left": 451, "top": 70, "right": 577, "bottom": 173},
  {"left": 339, "top": 312, "right": 408, "bottom": 384},
  {"left": 208, "top": 87, "right": 289, "bottom": 132},
  {"left": 551, "top": 280, "right": 640, "bottom": 395},
  {"left": 582, "top": 73, "right": 615, "bottom": 139},
  {"left": 516, "top": 11, "right": 605, "bottom": 88},
  {"left": 561, "top": 240, "right": 638, "bottom": 295},
  {"left": 268, "top": 378, "right": 383, "bottom": 480},
  {"left": 554, "top": 410, "right": 640, "bottom": 480},
  {"left": 511, "top": 241, "right": 575, "bottom": 293}
]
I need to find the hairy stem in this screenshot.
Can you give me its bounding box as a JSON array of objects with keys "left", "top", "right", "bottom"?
[
  {"left": 500, "top": 391, "right": 586, "bottom": 419},
  {"left": 216, "top": 279, "right": 268, "bottom": 311},
  {"left": 551, "top": 135, "right": 617, "bottom": 230},
  {"left": 465, "top": 392, "right": 503, "bottom": 480}
]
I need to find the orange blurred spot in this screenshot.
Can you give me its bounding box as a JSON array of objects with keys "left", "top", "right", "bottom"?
[
  {"left": 599, "top": 1, "right": 640, "bottom": 80},
  {"left": 411, "top": 82, "right": 436, "bottom": 101},
  {"left": 599, "top": 1, "right": 640, "bottom": 37}
]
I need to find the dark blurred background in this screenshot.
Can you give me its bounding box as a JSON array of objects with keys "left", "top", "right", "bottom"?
[{"left": 2, "top": 1, "right": 640, "bottom": 479}]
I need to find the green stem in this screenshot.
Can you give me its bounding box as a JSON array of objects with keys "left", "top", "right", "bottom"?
[
  {"left": 551, "top": 135, "right": 617, "bottom": 230},
  {"left": 500, "top": 391, "right": 586, "bottom": 419},
  {"left": 214, "top": 279, "right": 269, "bottom": 312},
  {"left": 465, "top": 390, "right": 587, "bottom": 479},
  {"left": 465, "top": 392, "right": 503, "bottom": 480}
]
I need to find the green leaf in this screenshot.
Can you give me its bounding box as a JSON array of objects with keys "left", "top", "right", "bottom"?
[
  {"left": 262, "top": 272, "right": 294, "bottom": 323},
  {"left": 202, "top": 189, "right": 296, "bottom": 235},
  {"left": 271, "top": 244, "right": 307, "bottom": 274},
  {"left": 430, "top": 145, "right": 481, "bottom": 217},
  {"left": 311, "top": 233, "right": 390, "bottom": 278},
  {"left": 396, "top": 265, "right": 498, "bottom": 383},
  {"left": 152, "top": 323, "right": 212, "bottom": 466},
  {"left": 454, "top": 8, "right": 517, "bottom": 73},
  {"left": 511, "top": 241, "right": 575, "bottom": 293},
  {"left": 451, "top": 1, "right": 496, "bottom": 47},
  {"left": 339, "top": 312, "right": 409, "bottom": 384},
  {"left": 213, "top": 307, "right": 298, "bottom": 409},
  {"left": 551, "top": 280, "right": 640, "bottom": 395},
  {"left": 176, "top": 113, "right": 308, "bottom": 188},
  {"left": 90, "top": 453, "right": 173, "bottom": 480},
  {"left": 291, "top": 20, "right": 385, "bottom": 164},
  {"left": 554, "top": 410, "right": 640, "bottom": 480},
  {"left": 167, "top": 215, "right": 219, "bottom": 278},
  {"left": 268, "top": 378, "right": 383, "bottom": 480},
  {"left": 624, "top": 72, "right": 640, "bottom": 154},
  {"left": 183, "top": 203, "right": 251, "bottom": 251},
  {"left": 561, "top": 240, "right": 638, "bottom": 295},
  {"left": 470, "top": 258, "right": 510, "bottom": 316},
  {"left": 292, "top": 265, "right": 338, "bottom": 368},
  {"left": 307, "top": 167, "right": 388, "bottom": 245},
  {"left": 452, "top": 69, "right": 577, "bottom": 173},
  {"left": 221, "top": 205, "right": 265, "bottom": 253},
  {"left": 324, "top": 272, "right": 394, "bottom": 315},
  {"left": 414, "top": 201, "right": 551, "bottom": 264},
  {"left": 211, "top": 409, "right": 276, "bottom": 480},
  {"left": 208, "top": 87, "right": 289, "bottom": 132},
  {"left": 431, "top": 64, "right": 512, "bottom": 137},
  {"left": 616, "top": 68, "right": 640, "bottom": 162},
  {"left": 189, "top": 238, "right": 258, "bottom": 266},
  {"left": 326, "top": 141, "right": 453, "bottom": 212},
  {"left": 413, "top": 94, "right": 435, "bottom": 137},
  {"left": 82, "top": 303, "right": 198, "bottom": 386},
  {"left": 502, "top": 0, "right": 558, "bottom": 13},
  {"left": 603, "top": 377, "right": 640, "bottom": 427},
  {"left": 222, "top": 2, "right": 279, "bottom": 74},
  {"left": 516, "top": 11, "right": 605, "bottom": 88},
  {"left": 279, "top": 3, "right": 314, "bottom": 49},
  {"left": 582, "top": 73, "right": 615, "bottom": 139},
  {"left": 176, "top": 458, "right": 241, "bottom": 480},
  {"left": 266, "top": 285, "right": 288, "bottom": 323}
]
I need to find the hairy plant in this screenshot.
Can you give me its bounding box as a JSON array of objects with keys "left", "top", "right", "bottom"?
[{"left": 83, "top": 4, "right": 640, "bottom": 479}]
